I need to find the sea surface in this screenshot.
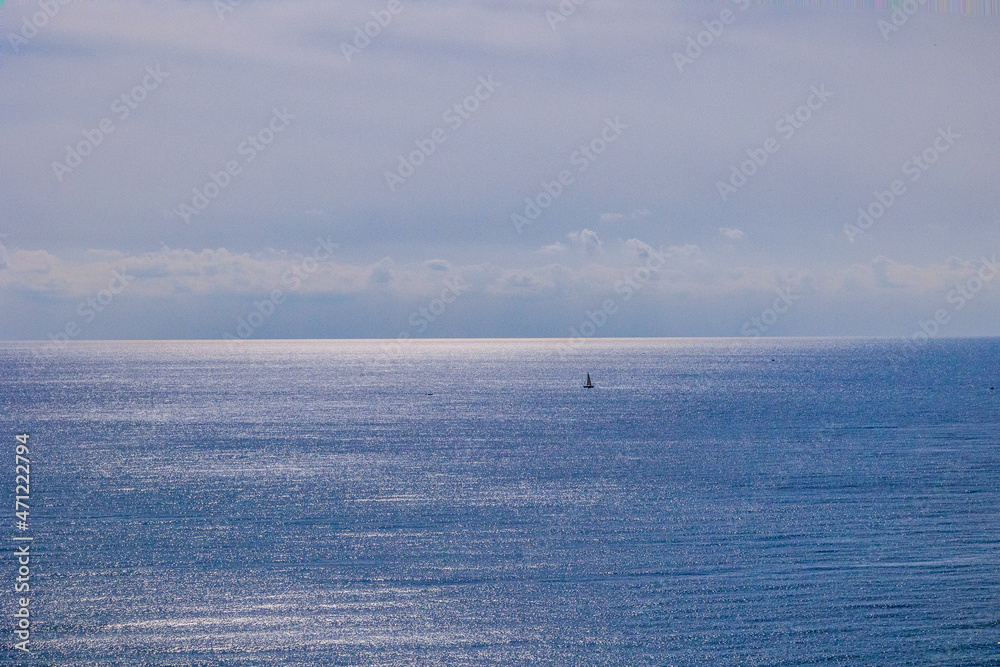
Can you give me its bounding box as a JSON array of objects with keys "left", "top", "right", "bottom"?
[{"left": 0, "top": 338, "right": 998, "bottom": 666}]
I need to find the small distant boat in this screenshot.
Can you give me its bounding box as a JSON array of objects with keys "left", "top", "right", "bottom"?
[{"left": 584, "top": 373, "right": 594, "bottom": 388}]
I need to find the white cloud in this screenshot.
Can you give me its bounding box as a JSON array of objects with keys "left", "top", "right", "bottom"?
[
  {"left": 567, "top": 229, "right": 603, "bottom": 256},
  {"left": 624, "top": 238, "right": 657, "bottom": 261},
  {"left": 719, "top": 227, "right": 746, "bottom": 241},
  {"left": 600, "top": 209, "right": 651, "bottom": 223},
  {"left": 663, "top": 244, "right": 702, "bottom": 260},
  {"left": 5, "top": 243, "right": 990, "bottom": 307},
  {"left": 487, "top": 264, "right": 575, "bottom": 297},
  {"left": 537, "top": 243, "right": 567, "bottom": 255}
]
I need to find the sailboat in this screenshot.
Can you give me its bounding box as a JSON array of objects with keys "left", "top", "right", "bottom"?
[{"left": 584, "top": 373, "right": 594, "bottom": 388}]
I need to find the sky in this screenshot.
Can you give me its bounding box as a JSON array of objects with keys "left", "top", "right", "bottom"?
[{"left": 1, "top": 0, "right": 999, "bottom": 341}]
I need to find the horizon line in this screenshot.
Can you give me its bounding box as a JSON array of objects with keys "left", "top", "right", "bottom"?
[{"left": 4, "top": 335, "right": 999, "bottom": 343}]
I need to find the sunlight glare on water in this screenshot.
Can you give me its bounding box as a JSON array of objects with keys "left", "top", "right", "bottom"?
[{"left": 1, "top": 338, "right": 998, "bottom": 665}]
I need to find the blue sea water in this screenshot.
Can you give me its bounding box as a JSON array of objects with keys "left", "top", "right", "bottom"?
[{"left": 0, "top": 338, "right": 998, "bottom": 666}]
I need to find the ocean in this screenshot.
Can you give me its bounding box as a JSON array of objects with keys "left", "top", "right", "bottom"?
[{"left": 1, "top": 338, "right": 998, "bottom": 665}]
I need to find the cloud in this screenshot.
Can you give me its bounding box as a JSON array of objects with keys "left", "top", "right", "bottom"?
[
  {"left": 625, "top": 238, "right": 655, "bottom": 260},
  {"left": 5, "top": 242, "right": 989, "bottom": 306},
  {"left": 537, "top": 243, "right": 567, "bottom": 255},
  {"left": 493, "top": 271, "right": 543, "bottom": 296},
  {"left": 367, "top": 257, "right": 395, "bottom": 286},
  {"left": 423, "top": 259, "right": 451, "bottom": 272},
  {"left": 567, "top": 229, "right": 603, "bottom": 256},
  {"left": 663, "top": 244, "right": 702, "bottom": 261},
  {"left": 487, "top": 264, "right": 576, "bottom": 297},
  {"left": 600, "top": 209, "right": 651, "bottom": 223},
  {"left": 720, "top": 227, "right": 746, "bottom": 241},
  {"left": 871, "top": 255, "right": 898, "bottom": 289},
  {"left": 0, "top": 245, "right": 371, "bottom": 298},
  {"left": 2, "top": 238, "right": 998, "bottom": 338}
]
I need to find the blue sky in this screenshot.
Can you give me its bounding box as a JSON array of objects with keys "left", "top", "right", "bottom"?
[{"left": 1, "top": 0, "right": 998, "bottom": 340}]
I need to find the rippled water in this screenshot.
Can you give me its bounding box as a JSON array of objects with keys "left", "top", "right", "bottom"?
[{"left": 1, "top": 338, "right": 998, "bottom": 665}]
